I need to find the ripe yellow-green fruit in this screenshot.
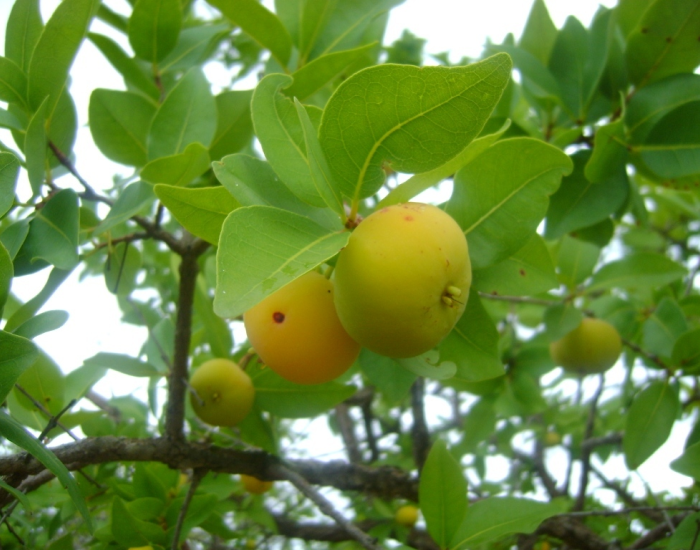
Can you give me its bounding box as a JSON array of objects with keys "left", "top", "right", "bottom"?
[
  {"left": 549, "top": 317, "right": 622, "bottom": 374},
  {"left": 244, "top": 271, "right": 361, "bottom": 385},
  {"left": 189, "top": 358, "right": 254, "bottom": 426},
  {"left": 543, "top": 431, "right": 562, "bottom": 446},
  {"left": 395, "top": 504, "right": 420, "bottom": 528},
  {"left": 240, "top": 474, "right": 273, "bottom": 495},
  {"left": 334, "top": 203, "right": 471, "bottom": 358}
]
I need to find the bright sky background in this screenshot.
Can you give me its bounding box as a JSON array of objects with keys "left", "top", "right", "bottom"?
[{"left": 1, "top": 0, "right": 689, "bottom": 495}]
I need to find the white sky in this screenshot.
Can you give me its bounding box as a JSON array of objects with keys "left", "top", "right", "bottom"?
[{"left": 1, "top": 0, "right": 690, "bottom": 495}]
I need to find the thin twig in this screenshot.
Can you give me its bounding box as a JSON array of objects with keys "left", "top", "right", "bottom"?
[
  {"left": 335, "top": 404, "right": 362, "bottom": 464},
  {"left": 171, "top": 468, "right": 205, "bottom": 549},
  {"left": 574, "top": 375, "right": 605, "bottom": 511},
  {"left": 478, "top": 292, "right": 558, "bottom": 307},
  {"left": 14, "top": 386, "right": 78, "bottom": 441}
]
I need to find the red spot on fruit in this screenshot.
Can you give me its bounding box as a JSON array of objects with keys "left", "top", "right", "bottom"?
[
  {"left": 405, "top": 216, "right": 414, "bottom": 221},
  {"left": 273, "top": 312, "right": 285, "bottom": 323}
]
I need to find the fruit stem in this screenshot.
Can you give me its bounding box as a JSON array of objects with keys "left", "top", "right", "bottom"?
[{"left": 323, "top": 264, "right": 335, "bottom": 279}]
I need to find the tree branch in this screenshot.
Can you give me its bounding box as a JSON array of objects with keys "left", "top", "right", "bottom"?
[{"left": 411, "top": 378, "right": 431, "bottom": 472}]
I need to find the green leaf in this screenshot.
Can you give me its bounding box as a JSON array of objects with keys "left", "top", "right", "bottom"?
[
  {"left": 320, "top": 54, "right": 513, "bottom": 204},
  {"left": 624, "top": 381, "right": 680, "bottom": 469},
  {"left": 251, "top": 74, "right": 336, "bottom": 209},
  {"left": 89, "top": 89, "right": 156, "bottom": 167},
  {"left": 26, "top": 0, "right": 99, "bottom": 114},
  {"left": 545, "top": 150, "right": 628, "bottom": 239},
  {"left": 0, "top": 56, "right": 28, "bottom": 106},
  {"left": 5, "top": 0, "right": 43, "bottom": 72},
  {"left": 556, "top": 235, "right": 600, "bottom": 289},
  {"left": 626, "top": 73, "right": 700, "bottom": 143},
  {"left": 20, "top": 188, "right": 79, "bottom": 270},
  {"left": 95, "top": 182, "right": 155, "bottom": 235},
  {"left": 111, "top": 497, "right": 163, "bottom": 547},
  {"left": 214, "top": 206, "right": 348, "bottom": 318},
  {"left": 0, "top": 411, "right": 93, "bottom": 532},
  {"left": 154, "top": 184, "right": 240, "bottom": 245},
  {"left": 471, "top": 234, "right": 558, "bottom": 296},
  {"left": 636, "top": 100, "right": 700, "bottom": 179},
  {"left": 447, "top": 138, "right": 572, "bottom": 269},
  {"left": 84, "top": 352, "right": 161, "bottom": 377},
  {"left": 104, "top": 242, "right": 142, "bottom": 296},
  {"left": 128, "top": 0, "right": 182, "bottom": 63},
  {"left": 450, "top": 497, "right": 563, "bottom": 549},
  {"left": 147, "top": 68, "right": 216, "bottom": 160},
  {"left": 14, "top": 349, "right": 65, "bottom": 415},
  {"left": 209, "top": 89, "right": 254, "bottom": 162},
  {"left": 65, "top": 364, "right": 106, "bottom": 400},
  {"left": 419, "top": 440, "right": 468, "bottom": 547},
  {"left": 88, "top": 33, "right": 160, "bottom": 100},
  {"left": 460, "top": 397, "right": 498, "bottom": 450},
  {"left": 588, "top": 252, "right": 686, "bottom": 291},
  {"left": 141, "top": 142, "right": 210, "bottom": 186},
  {"left": 585, "top": 119, "right": 629, "bottom": 183},
  {"left": 378, "top": 120, "right": 510, "bottom": 209},
  {"left": 213, "top": 153, "right": 340, "bottom": 230},
  {"left": 358, "top": 348, "right": 416, "bottom": 403},
  {"left": 670, "top": 441, "right": 700, "bottom": 479},
  {"left": 439, "top": 290, "right": 504, "bottom": 384},
  {"left": 0, "top": 477, "right": 32, "bottom": 512},
  {"left": 194, "top": 277, "right": 233, "bottom": 359},
  {"left": 626, "top": 0, "right": 700, "bottom": 86},
  {"left": 4, "top": 268, "right": 72, "bottom": 331},
  {"left": 672, "top": 327, "right": 700, "bottom": 371},
  {"left": 0, "top": 331, "right": 38, "bottom": 404},
  {"left": 0, "top": 107, "right": 24, "bottom": 132},
  {"left": 0, "top": 242, "right": 11, "bottom": 313},
  {"left": 397, "top": 351, "right": 457, "bottom": 380},
  {"left": 642, "top": 297, "right": 688, "bottom": 358},
  {"left": 206, "top": 0, "right": 292, "bottom": 68},
  {"left": 24, "top": 96, "right": 48, "bottom": 195},
  {"left": 160, "top": 24, "right": 229, "bottom": 73},
  {"left": 544, "top": 304, "right": 584, "bottom": 342},
  {"left": 665, "top": 511, "right": 700, "bottom": 550},
  {"left": 0, "top": 152, "right": 20, "bottom": 218},
  {"left": 286, "top": 43, "right": 377, "bottom": 100},
  {"left": 12, "top": 310, "right": 68, "bottom": 340},
  {"left": 253, "top": 368, "right": 355, "bottom": 418},
  {"left": 518, "top": 0, "right": 558, "bottom": 64}
]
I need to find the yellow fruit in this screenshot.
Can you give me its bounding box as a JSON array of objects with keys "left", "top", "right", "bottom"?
[
  {"left": 334, "top": 203, "right": 471, "bottom": 358},
  {"left": 244, "top": 271, "right": 361, "bottom": 385},
  {"left": 549, "top": 317, "right": 622, "bottom": 374},
  {"left": 189, "top": 358, "right": 255, "bottom": 426},
  {"left": 543, "top": 431, "right": 562, "bottom": 446},
  {"left": 395, "top": 504, "right": 419, "bottom": 528},
  {"left": 240, "top": 474, "right": 273, "bottom": 495}
]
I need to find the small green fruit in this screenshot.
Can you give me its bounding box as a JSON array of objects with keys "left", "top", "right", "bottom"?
[
  {"left": 395, "top": 504, "right": 419, "bottom": 528},
  {"left": 549, "top": 317, "right": 622, "bottom": 374},
  {"left": 189, "top": 358, "right": 255, "bottom": 426}
]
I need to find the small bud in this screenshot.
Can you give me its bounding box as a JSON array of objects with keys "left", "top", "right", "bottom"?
[
  {"left": 447, "top": 285, "right": 462, "bottom": 297},
  {"left": 442, "top": 296, "right": 454, "bottom": 307}
]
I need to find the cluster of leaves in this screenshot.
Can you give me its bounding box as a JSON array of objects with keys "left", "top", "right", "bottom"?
[{"left": 1, "top": 0, "right": 700, "bottom": 548}]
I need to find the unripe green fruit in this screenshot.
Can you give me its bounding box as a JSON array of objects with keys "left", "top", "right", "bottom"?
[
  {"left": 549, "top": 317, "right": 622, "bottom": 374},
  {"left": 334, "top": 203, "right": 471, "bottom": 358},
  {"left": 244, "top": 271, "right": 361, "bottom": 385},
  {"left": 189, "top": 358, "right": 255, "bottom": 426}
]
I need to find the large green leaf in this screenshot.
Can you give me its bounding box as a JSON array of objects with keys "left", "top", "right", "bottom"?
[
  {"left": 439, "top": 290, "right": 504, "bottom": 384},
  {"left": 89, "top": 89, "right": 156, "bottom": 167},
  {"left": 378, "top": 120, "right": 510, "bottom": 208},
  {"left": 160, "top": 24, "right": 229, "bottom": 73},
  {"left": 24, "top": 96, "right": 48, "bottom": 195},
  {"left": 585, "top": 119, "right": 629, "bottom": 184},
  {"left": 358, "top": 349, "right": 416, "bottom": 403},
  {"left": 672, "top": 327, "right": 700, "bottom": 371},
  {"left": 671, "top": 440, "right": 700, "bottom": 479},
  {"left": 252, "top": 368, "right": 355, "bottom": 418},
  {"left": 4, "top": 267, "right": 72, "bottom": 332},
  {"left": 141, "top": 142, "right": 210, "bottom": 186},
  {"left": 623, "top": 381, "right": 680, "bottom": 470},
  {"left": 88, "top": 33, "right": 160, "bottom": 100},
  {"left": 18, "top": 189, "right": 79, "bottom": 270},
  {"left": 0, "top": 411, "right": 93, "bottom": 532},
  {"left": 209, "top": 90, "right": 254, "bottom": 162},
  {"left": 206, "top": 0, "right": 292, "bottom": 68},
  {"left": 518, "top": 0, "right": 557, "bottom": 64},
  {"left": 26, "top": 0, "right": 99, "bottom": 114},
  {"left": 471, "top": 234, "right": 558, "bottom": 296},
  {"left": 154, "top": 184, "right": 240, "bottom": 245},
  {"left": 0, "top": 56, "right": 28, "bottom": 107},
  {"left": 103, "top": 242, "right": 141, "bottom": 296},
  {"left": 450, "top": 497, "right": 563, "bottom": 549},
  {"left": 319, "top": 54, "right": 513, "bottom": 204},
  {"left": 128, "top": 0, "right": 182, "bottom": 64},
  {"left": 14, "top": 349, "right": 65, "bottom": 415},
  {"left": 0, "top": 152, "right": 20, "bottom": 218},
  {"left": 626, "top": 0, "right": 700, "bottom": 86},
  {"left": 147, "top": 68, "right": 216, "bottom": 160},
  {"left": 447, "top": 138, "right": 572, "bottom": 269},
  {"left": 214, "top": 206, "right": 348, "bottom": 318},
  {"left": 0, "top": 331, "right": 38, "bottom": 404},
  {"left": 545, "top": 150, "right": 628, "bottom": 239},
  {"left": 12, "top": 310, "right": 68, "bottom": 340},
  {"left": 84, "top": 352, "right": 161, "bottom": 377},
  {"left": 194, "top": 278, "right": 233, "bottom": 359},
  {"left": 419, "top": 440, "right": 468, "bottom": 547},
  {"left": 588, "top": 252, "right": 686, "bottom": 291},
  {"left": 95, "top": 182, "right": 155, "bottom": 235},
  {"left": 642, "top": 297, "right": 687, "bottom": 358},
  {"left": 0, "top": 242, "right": 11, "bottom": 313},
  {"left": 556, "top": 235, "right": 600, "bottom": 289},
  {"left": 5, "top": 0, "right": 43, "bottom": 72}
]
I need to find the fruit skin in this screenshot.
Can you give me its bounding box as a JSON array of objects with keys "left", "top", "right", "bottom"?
[
  {"left": 240, "top": 474, "right": 273, "bottom": 495},
  {"left": 543, "top": 431, "right": 562, "bottom": 446},
  {"left": 334, "top": 203, "right": 471, "bottom": 358},
  {"left": 189, "top": 358, "right": 255, "bottom": 426},
  {"left": 395, "top": 504, "right": 420, "bottom": 528},
  {"left": 549, "top": 317, "right": 622, "bottom": 374},
  {"left": 244, "top": 270, "right": 361, "bottom": 385}
]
